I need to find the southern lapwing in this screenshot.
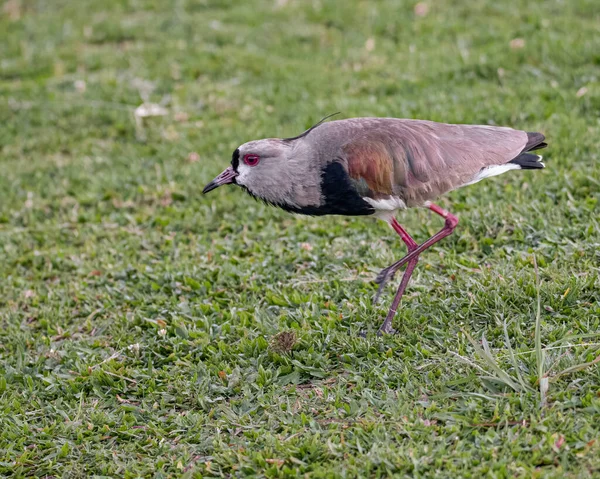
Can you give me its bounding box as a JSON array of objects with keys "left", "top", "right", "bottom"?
[{"left": 203, "top": 115, "right": 547, "bottom": 334}]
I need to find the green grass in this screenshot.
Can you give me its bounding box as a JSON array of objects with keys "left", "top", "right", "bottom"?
[{"left": 1, "top": 0, "right": 599, "bottom": 477}]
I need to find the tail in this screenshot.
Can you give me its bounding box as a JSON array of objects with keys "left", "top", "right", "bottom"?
[{"left": 509, "top": 131, "right": 547, "bottom": 170}]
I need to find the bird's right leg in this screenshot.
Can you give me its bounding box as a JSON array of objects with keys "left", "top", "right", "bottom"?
[
  {"left": 375, "top": 203, "right": 459, "bottom": 288},
  {"left": 376, "top": 218, "right": 420, "bottom": 335},
  {"left": 373, "top": 218, "right": 419, "bottom": 304}
]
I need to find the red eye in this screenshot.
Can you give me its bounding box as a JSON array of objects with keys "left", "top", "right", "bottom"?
[{"left": 243, "top": 154, "right": 260, "bottom": 167}]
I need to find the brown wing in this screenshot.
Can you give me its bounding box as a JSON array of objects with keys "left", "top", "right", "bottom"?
[
  {"left": 342, "top": 140, "right": 394, "bottom": 196},
  {"left": 340, "top": 119, "right": 529, "bottom": 206}
]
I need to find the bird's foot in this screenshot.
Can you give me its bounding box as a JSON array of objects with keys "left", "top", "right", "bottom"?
[
  {"left": 377, "top": 321, "right": 397, "bottom": 336},
  {"left": 375, "top": 263, "right": 401, "bottom": 285},
  {"left": 372, "top": 266, "right": 396, "bottom": 304}
]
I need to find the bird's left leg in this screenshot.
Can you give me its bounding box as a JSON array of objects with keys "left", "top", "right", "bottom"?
[{"left": 376, "top": 218, "right": 420, "bottom": 335}]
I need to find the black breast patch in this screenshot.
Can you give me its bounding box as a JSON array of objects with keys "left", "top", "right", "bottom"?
[{"left": 278, "top": 161, "right": 375, "bottom": 216}]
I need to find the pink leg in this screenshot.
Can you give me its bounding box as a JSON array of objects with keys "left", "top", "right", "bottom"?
[
  {"left": 375, "top": 204, "right": 459, "bottom": 334},
  {"left": 376, "top": 203, "right": 459, "bottom": 287},
  {"left": 389, "top": 217, "right": 418, "bottom": 250},
  {"left": 377, "top": 218, "right": 419, "bottom": 335}
]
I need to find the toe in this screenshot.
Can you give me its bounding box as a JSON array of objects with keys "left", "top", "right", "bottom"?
[
  {"left": 375, "top": 268, "right": 393, "bottom": 285},
  {"left": 377, "top": 323, "right": 397, "bottom": 336}
]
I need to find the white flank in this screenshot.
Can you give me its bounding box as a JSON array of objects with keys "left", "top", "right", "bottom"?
[
  {"left": 463, "top": 163, "right": 521, "bottom": 187},
  {"left": 363, "top": 196, "right": 407, "bottom": 221},
  {"left": 363, "top": 196, "right": 407, "bottom": 211}
]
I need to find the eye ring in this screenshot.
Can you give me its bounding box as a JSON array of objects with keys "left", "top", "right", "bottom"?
[{"left": 243, "top": 154, "right": 260, "bottom": 167}]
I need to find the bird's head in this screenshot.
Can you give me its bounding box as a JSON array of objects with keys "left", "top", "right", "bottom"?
[
  {"left": 202, "top": 138, "right": 293, "bottom": 200},
  {"left": 203, "top": 114, "right": 340, "bottom": 209}
]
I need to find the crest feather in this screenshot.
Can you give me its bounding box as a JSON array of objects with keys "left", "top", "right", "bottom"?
[{"left": 282, "top": 112, "right": 340, "bottom": 142}]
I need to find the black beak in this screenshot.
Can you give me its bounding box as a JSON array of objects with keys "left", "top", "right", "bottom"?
[{"left": 202, "top": 166, "right": 238, "bottom": 194}]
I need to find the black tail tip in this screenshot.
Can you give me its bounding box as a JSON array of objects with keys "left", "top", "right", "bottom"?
[{"left": 510, "top": 152, "right": 545, "bottom": 169}]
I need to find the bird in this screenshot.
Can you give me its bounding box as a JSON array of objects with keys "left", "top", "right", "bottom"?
[{"left": 203, "top": 114, "right": 547, "bottom": 334}]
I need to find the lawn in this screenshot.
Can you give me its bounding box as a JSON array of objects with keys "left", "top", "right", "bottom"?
[{"left": 1, "top": 0, "right": 599, "bottom": 477}]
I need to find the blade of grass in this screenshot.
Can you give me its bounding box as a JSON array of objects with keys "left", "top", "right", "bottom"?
[
  {"left": 496, "top": 342, "right": 600, "bottom": 359},
  {"left": 463, "top": 329, "right": 523, "bottom": 392},
  {"left": 548, "top": 333, "right": 600, "bottom": 347},
  {"left": 503, "top": 317, "right": 529, "bottom": 392},
  {"left": 532, "top": 255, "right": 546, "bottom": 405},
  {"left": 550, "top": 354, "right": 600, "bottom": 382},
  {"left": 448, "top": 351, "right": 492, "bottom": 375}
]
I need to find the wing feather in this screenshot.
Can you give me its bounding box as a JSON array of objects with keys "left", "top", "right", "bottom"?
[
  {"left": 338, "top": 119, "right": 529, "bottom": 206},
  {"left": 343, "top": 140, "right": 394, "bottom": 196}
]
